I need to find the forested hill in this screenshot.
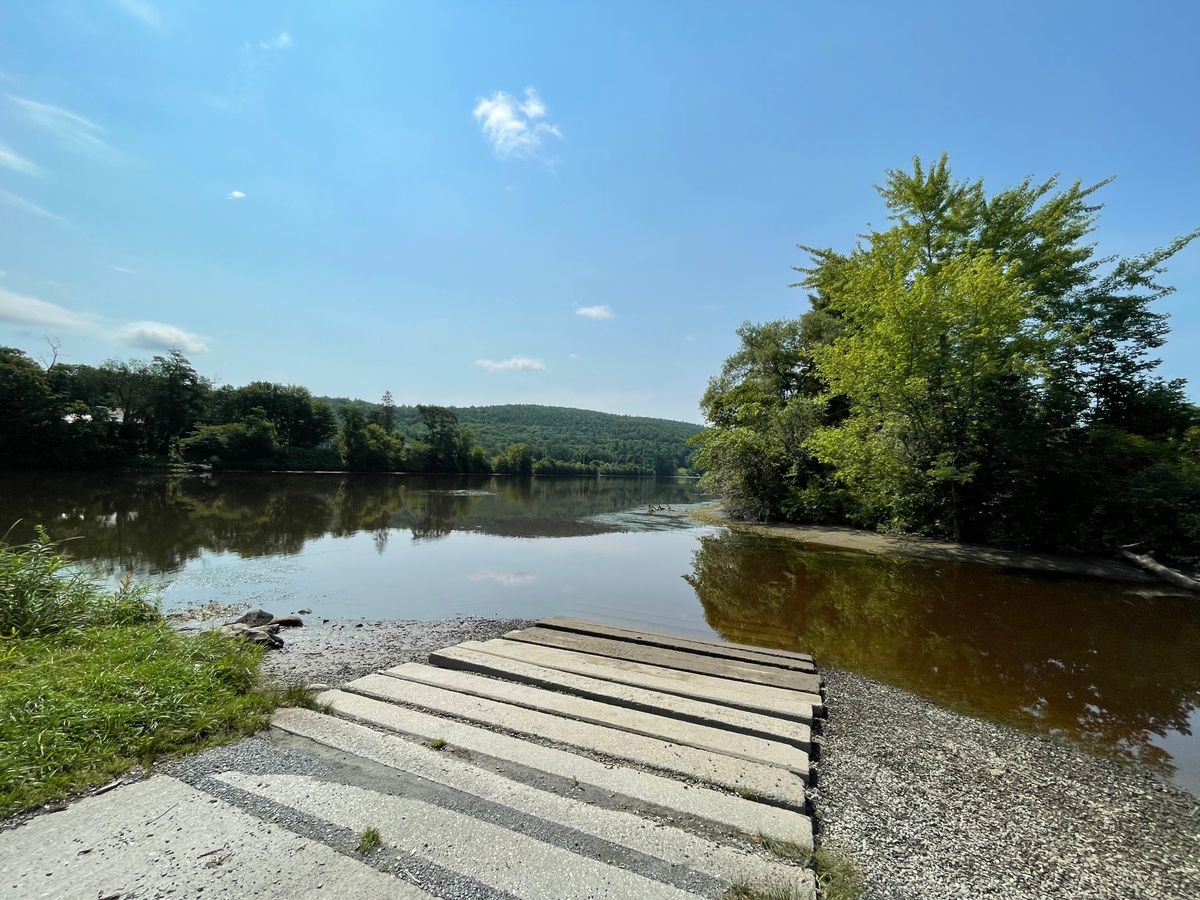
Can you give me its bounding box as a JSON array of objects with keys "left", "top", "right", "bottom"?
[{"left": 320, "top": 399, "right": 703, "bottom": 467}]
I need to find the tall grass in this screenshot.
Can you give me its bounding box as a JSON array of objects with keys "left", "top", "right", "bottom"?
[
  {"left": 0, "top": 526, "right": 300, "bottom": 815},
  {"left": 0, "top": 526, "right": 158, "bottom": 637}
]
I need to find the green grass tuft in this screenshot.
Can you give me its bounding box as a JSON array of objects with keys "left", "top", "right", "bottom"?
[
  {"left": 736, "top": 787, "right": 763, "bottom": 801},
  {"left": 758, "top": 834, "right": 811, "bottom": 863},
  {"left": 812, "top": 847, "right": 864, "bottom": 900},
  {"left": 0, "top": 527, "right": 302, "bottom": 816},
  {"left": 426, "top": 737, "right": 447, "bottom": 750},
  {"left": 356, "top": 826, "right": 382, "bottom": 854}
]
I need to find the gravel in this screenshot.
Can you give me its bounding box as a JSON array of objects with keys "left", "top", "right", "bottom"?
[
  {"left": 813, "top": 668, "right": 1200, "bottom": 900},
  {"left": 256, "top": 616, "right": 533, "bottom": 686}
]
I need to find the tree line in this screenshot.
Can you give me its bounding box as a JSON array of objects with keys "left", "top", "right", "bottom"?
[
  {"left": 0, "top": 350, "right": 698, "bottom": 476},
  {"left": 696, "top": 156, "right": 1199, "bottom": 558}
]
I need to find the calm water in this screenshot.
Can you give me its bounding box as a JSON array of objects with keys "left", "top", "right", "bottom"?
[{"left": 3, "top": 471, "right": 1199, "bottom": 796}]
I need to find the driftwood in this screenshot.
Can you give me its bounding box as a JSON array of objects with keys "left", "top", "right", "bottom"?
[{"left": 1120, "top": 550, "right": 1200, "bottom": 592}]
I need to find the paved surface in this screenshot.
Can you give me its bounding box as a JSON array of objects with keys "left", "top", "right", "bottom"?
[{"left": 1, "top": 618, "right": 822, "bottom": 899}]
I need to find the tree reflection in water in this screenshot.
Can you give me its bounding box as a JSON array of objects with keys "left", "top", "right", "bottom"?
[{"left": 686, "top": 530, "right": 1200, "bottom": 778}]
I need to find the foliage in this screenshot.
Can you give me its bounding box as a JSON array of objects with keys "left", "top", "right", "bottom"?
[
  {"left": 697, "top": 156, "right": 1199, "bottom": 554},
  {"left": 0, "top": 532, "right": 294, "bottom": 815},
  {"left": 356, "top": 826, "right": 383, "bottom": 854},
  {"left": 0, "top": 345, "right": 699, "bottom": 476},
  {"left": 493, "top": 442, "right": 535, "bottom": 475},
  {"left": 0, "top": 527, "right": 157, "bottom": 637}
]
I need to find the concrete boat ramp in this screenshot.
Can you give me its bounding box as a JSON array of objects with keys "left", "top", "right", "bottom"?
[{"left": 2, "top": 618, "right": 824, "bottom": 899}]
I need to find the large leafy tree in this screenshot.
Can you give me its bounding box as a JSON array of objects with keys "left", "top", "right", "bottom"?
[{"left": 700, "top": 156, "right": 1199, "bottom": 552}]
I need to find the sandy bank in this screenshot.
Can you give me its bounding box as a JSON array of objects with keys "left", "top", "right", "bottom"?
[{"left": 691, "top": 505, "right": 1157, "bottom": 584}]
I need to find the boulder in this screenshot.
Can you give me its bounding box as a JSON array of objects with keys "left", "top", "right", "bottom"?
[
  {"left": 297, "top": 608, "right": 313, "bottom": 615},
  {"left": 269, "top": 615, "right": 304, "bottom": 628},
  {"left": 218, "top": 622, "right": 284, "bottom": 649},
  {"left": 234, "top": 608, "right": 274, "bottom": 627}
]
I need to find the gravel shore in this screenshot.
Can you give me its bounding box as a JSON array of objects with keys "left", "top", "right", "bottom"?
[
  {"left": 814, "top": 668, "right": 1200, "bottom": 900},
  {"left": 257, "top": 616, "right": 533, "bottom": 686}
]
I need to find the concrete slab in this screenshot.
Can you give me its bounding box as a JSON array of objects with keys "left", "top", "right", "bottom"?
[
  {"left": 310, "top": 690, "right": 813, "bottom": 848},
  {"left": 381, "top": 661, "right": 810, "bottom": 774},
  {"left": 471, "top": 638, "right": 822, "bottom": 720},
  {"left": 272, "top": 709, "right": 815, "bottom": 893},
  {"left": 539, "top": 617, "right": 817, "bottom": 672},
  {"left": 218, "top": 772, "right": 706, "bottom": 900},
  {"left": 505, "top": 627, "right": 823, "bottom": 694},
  {"left": 340, "top": 675, "right": 809, "bottom": 804},
  {"left": 0, "top": 776, "right": 431, "bottom": 900},
  {"left": 431, "top": 642, "right": 811, "bottom": 750}
]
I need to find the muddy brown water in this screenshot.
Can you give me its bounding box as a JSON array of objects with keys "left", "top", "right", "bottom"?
[{"left": 3, "top": 470, "right": 1198, "bottom": 797}]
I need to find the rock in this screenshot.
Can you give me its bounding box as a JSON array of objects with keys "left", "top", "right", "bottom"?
[
  {"left": 297, "top": 608, "right": 313, "bottom": 615},
  {"left": 269, "top": 615, "right": 304, "bottom": 628},
  {"left": 218, "top": 622, "right": 283, "bottom": 649},
  {"left": 355, "top": 623, "right": 364, "bottom": 628},
  {"left": 307, "top": 683, "right": 331, "bottom": 692},
  {"left": 234, "top": 608, "right": 274, "bottom": 627},
  {"left": 250, "top": 623, "right": 282, "bottom": 635}
]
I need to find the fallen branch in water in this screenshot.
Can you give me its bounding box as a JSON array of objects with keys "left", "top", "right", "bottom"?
[{"left": 1120, "top": 550, "right": 1200, "bottom": 592}]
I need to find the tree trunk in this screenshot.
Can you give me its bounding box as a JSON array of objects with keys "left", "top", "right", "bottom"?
[{"left": 1120, "top": 550, "right": 1200, "bottom": 593}]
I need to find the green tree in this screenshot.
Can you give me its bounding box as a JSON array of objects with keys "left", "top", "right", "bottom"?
[{"left": 700, "top": 156, "right": 1199, "bottom": 553}]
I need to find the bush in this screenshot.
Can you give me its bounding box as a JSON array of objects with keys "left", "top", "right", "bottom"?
[{"left": 0, "top": 527, "right": 157, "bottom": 637}]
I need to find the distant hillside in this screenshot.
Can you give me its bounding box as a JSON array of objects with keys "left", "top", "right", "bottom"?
[{"left": 319, "top": 400, "right": 704, "bottom": 471}]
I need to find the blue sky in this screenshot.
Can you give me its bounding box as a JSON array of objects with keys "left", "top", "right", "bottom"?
[{"left": 0, "top": 1, "right": 1197, "bottom": 423}]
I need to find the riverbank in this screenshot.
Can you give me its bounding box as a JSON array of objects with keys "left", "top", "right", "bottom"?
[
  {"left": 817, "top": 668, "right": 1200, "bottom": 899},
  {"left": 691, "top": 505, "right": 1160, "bottom": 585},
  {"left": 236, "top": 618, "right": 1200, "bottom": 898}
]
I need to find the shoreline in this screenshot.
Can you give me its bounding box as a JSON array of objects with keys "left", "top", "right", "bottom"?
[
  {"left": 242, "top": 617, "right": 1200, "bottom": 898},
  {"left": 690, "top": 504, "right": 1159, "bottom": 585}
]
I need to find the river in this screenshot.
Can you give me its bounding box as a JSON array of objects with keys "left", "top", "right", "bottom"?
[{"left": 3, "top": 470, "right": 1198, "bottom": 797}]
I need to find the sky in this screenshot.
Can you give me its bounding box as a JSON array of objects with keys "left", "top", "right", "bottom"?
[{"left": 0, "top": 1, "right": 1197, "bottom": 424}]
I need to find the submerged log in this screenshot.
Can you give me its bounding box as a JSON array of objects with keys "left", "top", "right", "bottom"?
[{"left": 1120, "top": 550, "right": 1200, "bottom": 592}]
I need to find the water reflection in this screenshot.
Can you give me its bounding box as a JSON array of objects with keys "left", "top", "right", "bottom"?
[
  {"left": 3, "top": 470, "right": 1198, "bottom": 794},
  {"left": 687, "top": 530, "right": 1200, "bottom": 785},
  {"left": 0, "top": 471, "right": 703, "bottom": 575}
]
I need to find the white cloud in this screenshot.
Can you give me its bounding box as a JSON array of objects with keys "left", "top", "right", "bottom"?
[
  {"left": 115, "top": 321, "right": 208, "bottom": 353},
  {"left": 7, "top": 95, "right": 113, "bottom": 158},
  {"left": 473, "top": 87, "right": 562, "bottom": 161},
  {"left": 0, "top": 142, "right": 39, "bottom": 175},
  {"left": 684, "top": 334, "right": 695, "bottom": 342},
  {"left": 0, "top": 287, "right": 95, "bottom": 330},
  {"left": 576, "top": 304, "right": 614, "bottom": 320},
  {"left": 227, "top": 189, "right": 246, "bottom": 200},
  {"left": 0, "top": 287, "right": 208, "bottom": 353},
  {"left": 0, "top": 190, "right": 67, "bottom": 223},
  {"left": 110, "top": 265, "right": 140, "bottom": 275},
  {"left": 260, "top": 32, "right": 292, "bottom": 50},
  {"left": 467, "top": 571, "right": 538, "bottom": 587},
  {"left": 116, "top": 0, "right": 161, "bottom": 28},
  {"left": 568, "top": 352, "right": 579, "bottom": 360},
  {"left": 475, "top": 356, "right": 546, "bottom": 373}
]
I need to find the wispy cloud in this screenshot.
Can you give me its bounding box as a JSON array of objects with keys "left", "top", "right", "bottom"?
[
  {"left": 576, "top": 304, "right": 614, "bottom": 320},
  {"left": 0, "top": 142, "right": 39, "bottom": 175},
  {"left": 260, "top": 32, "right": 292, "bottom": 50},
  {"left": 683, "top": 334, "right": 695, "bottom": 342},
  {"left": 7, "top": 95, "right": 113, "bottom": 158},
  {"left": 476, "top": 356, "right": 546, "bottom": 373},
  {"left": 473, "top": 87, "right": 562, "bottom": 161},
  {"left": 115, "top": 321, "right": 208, "bottom": 353},
  {"left": 0, "top": 190, "right": 67, "bottom": 223},
  {"left": 467, "top": 571, "right": 538, "bottom": 587},
  {"left": 110, "top": 265, "right": 140, "bottom": 275},
  {"left": 0, "top": 287, "right": 95, "bottom": 330},
  {"left": 116, "top": 0, "right": 161, "bottom": 28},
  {"left": 227, "top": 189, "right": 246, "bottom": 200},
  {"left": 0, "top": 287, "right": 208, "bottom": 352}
]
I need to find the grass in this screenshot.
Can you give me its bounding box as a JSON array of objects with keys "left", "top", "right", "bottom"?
[
  {"left": 811, "top": 847, "right": 864, "bottom": 900},
  {"left": 730, "top": 841, "right": 863, "bottom": 900},
  {"left": 426, "top": 737, "right": 446, "bottom": 750},
  {"left": 758, "top": 834, "right": 811, "bottom": 863},
  {"left": 0, "top": 527, "right": 313, "bottom": 817},
  {"left": 356, "top": 826, "right": 382, "bottom": 854},
  {"left": 737, "top": 787, "right": 763, "bottom": 801}
]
